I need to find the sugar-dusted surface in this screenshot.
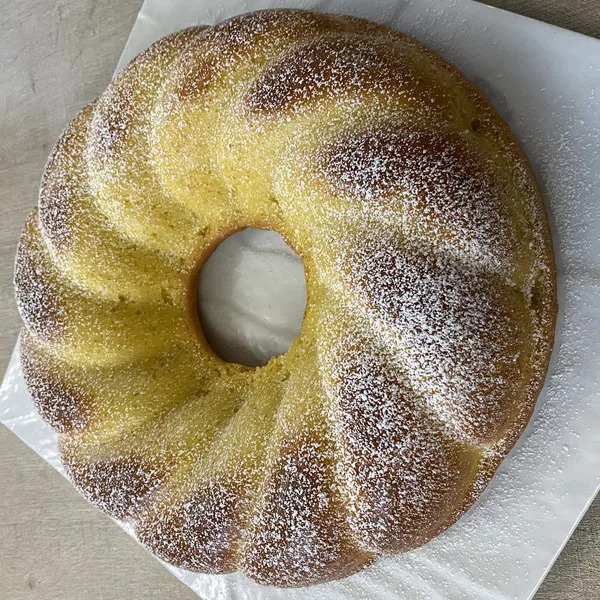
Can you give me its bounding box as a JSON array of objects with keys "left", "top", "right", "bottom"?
[{"left": 11, "top": 7, "right": 557, "bottom": 589}]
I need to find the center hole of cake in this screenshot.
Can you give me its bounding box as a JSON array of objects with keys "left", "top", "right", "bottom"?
[{"left": 197, "top": 228, "right": 307, "bottom": 368}]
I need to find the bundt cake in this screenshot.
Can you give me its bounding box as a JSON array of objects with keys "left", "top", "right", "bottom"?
[{"left": 14, "top": 9, "right": 556, "bottom": 587}]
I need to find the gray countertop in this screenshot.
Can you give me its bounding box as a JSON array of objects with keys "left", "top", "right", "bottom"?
[{"left": 1, "top": 1, "right": 598, "bottom": 598}]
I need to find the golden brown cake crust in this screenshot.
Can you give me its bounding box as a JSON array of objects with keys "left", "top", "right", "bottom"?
[{"left": 14, "top": 9, "right": 556, "bottom": 588}]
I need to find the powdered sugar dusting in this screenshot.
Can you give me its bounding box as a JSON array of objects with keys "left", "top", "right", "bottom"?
[
  {"left": 328, "top": 343, "right": 479, "bottom": 553},
  {"left": 315, "top": 127, "right": 518, "bottom": 275},
  {"left": 337, "top": 237, "right": 527, "bottom": 444},
  {"left": 13, "top": 8, "right": 556, "bottom": 590}
]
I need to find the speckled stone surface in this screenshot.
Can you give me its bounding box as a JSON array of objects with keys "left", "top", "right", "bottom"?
[{"left": 0, "top": 1, "right": 598, "bottom": 599}]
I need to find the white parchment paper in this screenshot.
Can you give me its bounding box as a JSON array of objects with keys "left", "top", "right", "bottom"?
[{"left": 2, "top": 1, "right": 600, "bottom": 599}]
